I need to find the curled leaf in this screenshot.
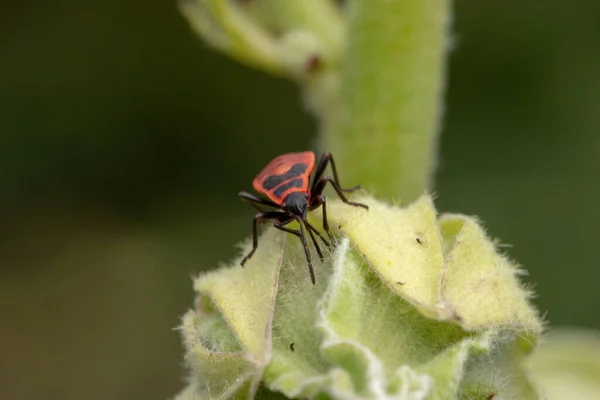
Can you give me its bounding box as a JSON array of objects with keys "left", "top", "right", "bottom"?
[{"left": 176, "top": 195, "right": 544, "bottom": 399}]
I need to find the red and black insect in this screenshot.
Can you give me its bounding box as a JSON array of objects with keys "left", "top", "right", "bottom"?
[{"left": 239, "top": 151, "right": 368, "bottom": 284}]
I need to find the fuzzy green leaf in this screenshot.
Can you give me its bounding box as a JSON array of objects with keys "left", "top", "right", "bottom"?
[
  {"left": 528, "top": 330, "right": 600, "bottom": 399},
  {"left": 177, "top": 195, "right": 544, "bottom": 399}
]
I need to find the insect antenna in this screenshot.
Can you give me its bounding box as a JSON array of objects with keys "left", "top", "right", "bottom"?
[{"left": 296, "top": 220, "right": 316, "bottom": 284}]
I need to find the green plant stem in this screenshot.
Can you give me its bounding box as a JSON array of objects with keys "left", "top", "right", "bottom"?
[{"left": 321, "top": 0, "right": 450, "bottom": 202}]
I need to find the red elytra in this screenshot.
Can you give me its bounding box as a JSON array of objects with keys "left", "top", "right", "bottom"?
[{"left": 238, "top": 152, "right": 368, "bottom": 284}]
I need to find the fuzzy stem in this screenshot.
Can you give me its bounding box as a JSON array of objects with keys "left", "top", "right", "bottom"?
[{"left": 321, "top": 0, "right": 450, "bottom": 202}]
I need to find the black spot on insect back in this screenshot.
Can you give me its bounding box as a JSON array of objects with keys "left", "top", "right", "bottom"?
[
  {"left": 262, "top": 163, "right": 308, "bottom": 190},
  {"left": 273, "top": 179, "right": 304, "bottom": 198}
]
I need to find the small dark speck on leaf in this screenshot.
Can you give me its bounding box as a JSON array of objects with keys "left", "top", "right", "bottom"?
[
  {"left": 306, "top": 54, "right": 323, "bottom": 72},
  {"left": 416, "top": 237, "right": 423, "bottom": 244},
  {"left": 290, "top": 342, "right": 295, "bottom": 352},
  {"left": 396, "top": 281, "right": 405, "bottom": 285}
]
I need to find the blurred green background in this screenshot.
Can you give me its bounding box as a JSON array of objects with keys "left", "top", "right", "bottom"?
[{"left": 1, "top": 1, "right": 599, "bottom": 399}]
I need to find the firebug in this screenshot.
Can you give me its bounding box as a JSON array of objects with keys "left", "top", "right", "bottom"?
[{"left": 239, "top": 151, "right": 368, "bottom": 284}]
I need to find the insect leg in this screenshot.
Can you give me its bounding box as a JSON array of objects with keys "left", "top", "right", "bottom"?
[
  {"left": 304, "top": 221, "right": 325, "bottom": 262},
  {"left": 274, "top": 217, "right": 326, "bottom": 262},
  {"left": 239, "top": 191, "right": 280, "bottom": 212},
  {"left": 303, "top": 219, "right": 330, "bottom": 248},
  {"left": 310, "top": 194, "right": 337, "bottom": 246},
  {"left": 241, "top": 211, "right": 286, "bottom": 266},
  {"left": 272, "top": 215, "right": 298, "bottom": 236},
  {"left": 311, "top": 152, "right": 362, "bottom": 194},
  {"left": 312, "top": 176, "right": 369, "bottom": 210}
]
